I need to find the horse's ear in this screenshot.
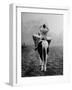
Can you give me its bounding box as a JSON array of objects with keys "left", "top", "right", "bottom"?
[{"left": 47, "top": 40, "right": 51, "bottom": 45}]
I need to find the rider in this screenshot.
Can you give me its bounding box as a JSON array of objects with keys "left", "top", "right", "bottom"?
[
  {"left": 39, "top": 24, "right": 49, "bottom": 41},
  {"left": 35, "top": 24, "right": 50, "bottom": 50}
]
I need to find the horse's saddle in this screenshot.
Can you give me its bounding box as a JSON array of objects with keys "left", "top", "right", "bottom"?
[{"left": 32, "top": 34, "right": 51, "bottom": 49}]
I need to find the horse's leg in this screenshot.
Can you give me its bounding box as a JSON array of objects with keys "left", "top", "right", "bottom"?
[
  {"left": 39, "top": 56, "right": 43, "bottom": 71},
  {"left": 39, "top": 56, "right": 42, "bottom": 65},
  {"left": 44, "top": 64, "right": 46, "bottom": 71},
  {"left": 44, "top": 60, "right": 46, "bottom": 71},
  {"left": 41, "top": 61, "right": 43, "bottom": 71},
  {"left": 44, "top": 55, "right": 48, "bottom": 71},
  {"left": 44, "top": 63, "right": 47, "bottom": 71}
]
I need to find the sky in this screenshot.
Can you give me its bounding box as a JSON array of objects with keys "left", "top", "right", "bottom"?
[{"left": 21, "top": 12, "right": 63, "bottom": 46}]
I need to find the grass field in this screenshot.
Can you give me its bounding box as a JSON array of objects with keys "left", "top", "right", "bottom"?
[{"left": 21, "top": 45, "right": 63, "bottom": 77}]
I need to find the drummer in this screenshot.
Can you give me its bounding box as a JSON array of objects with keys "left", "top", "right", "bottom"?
[
  {"left": 34, "top": 24, "right": 51, "bottom": 50},
  {"left": 39, "top": 24, "right": 49, "bottom": 41}
]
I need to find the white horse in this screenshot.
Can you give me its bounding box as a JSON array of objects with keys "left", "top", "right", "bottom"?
[
  {"left": 33, "top": 35, "right": 51, "bottom": 71},
  {"left": 37, "top": 38, "right": 50, "bottom": 71}
]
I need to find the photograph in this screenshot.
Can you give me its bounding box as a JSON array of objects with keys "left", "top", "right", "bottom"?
[{"left": 21, "top": 12, "right": 63, "bottom": 77}]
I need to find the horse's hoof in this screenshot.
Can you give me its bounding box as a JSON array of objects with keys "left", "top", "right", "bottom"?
[
  {"left": 44, "top": 69, "right": 46, "bottom": 72},
  {"left": 41, "top": 68, "right": 43, "bottom": 71},
  {"left": 41, "top": 69, "right": 43, "bottom": 71}
]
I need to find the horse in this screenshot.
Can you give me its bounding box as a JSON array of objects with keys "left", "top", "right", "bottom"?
[{"left": 36, "top": 38, "right": 51, "bottom": 71}]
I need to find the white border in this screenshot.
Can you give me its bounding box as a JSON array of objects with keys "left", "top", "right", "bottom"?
[
  {"left": 9, "top": 4, "right": 70, "bottom": 86},
  {"left": 9, "top": 4, "right": 17, "bottom": 86}
]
